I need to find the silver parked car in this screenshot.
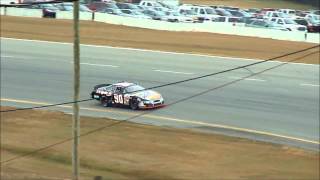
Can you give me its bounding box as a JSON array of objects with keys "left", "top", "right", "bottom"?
[
  {"left": 120, "top": 9, "right": 152, "bottom": 19},
  {"left": 246, "top": 19, "right": 288, "bottom": 31}
]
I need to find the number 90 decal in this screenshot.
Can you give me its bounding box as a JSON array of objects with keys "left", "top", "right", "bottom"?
[{"left": 114, "top": 94, "right": 123, "bottom": 104}]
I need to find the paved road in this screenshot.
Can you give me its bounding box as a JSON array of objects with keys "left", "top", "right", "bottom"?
[{"left": 1, "top": 38, "right": 319, "bottom": 150}]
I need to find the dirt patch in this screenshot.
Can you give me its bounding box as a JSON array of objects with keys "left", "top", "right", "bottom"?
[
  {"left": 1, "top": 16, "right": 319, "bottom": 64},
  {"left": 1, "top": 106, "right": 319, "bottom": 179}
]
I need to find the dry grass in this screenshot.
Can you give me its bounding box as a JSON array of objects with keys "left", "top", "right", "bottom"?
[
  {"left": 1, "top": 16, "right": 319, "bottom": 64},
  {"left": 1, "top": 107, "right": 319, "bottom": 179}
]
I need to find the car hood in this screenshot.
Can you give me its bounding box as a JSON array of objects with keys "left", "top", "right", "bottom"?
[{"left": 131, "top": 90, "right": 162, "bottom": 101}]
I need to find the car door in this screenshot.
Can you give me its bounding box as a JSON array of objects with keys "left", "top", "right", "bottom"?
[{"left": 113, "top": 86, "right": 125, "bottom": 105}]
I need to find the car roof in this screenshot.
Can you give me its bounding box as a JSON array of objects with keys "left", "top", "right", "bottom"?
[{"left": 113, "top": 82, "right": 135, "bottom": 87}]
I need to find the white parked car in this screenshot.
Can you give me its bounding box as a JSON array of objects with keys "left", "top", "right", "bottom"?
[
  {"left": 264, "top": 11, "right": 293, "bottom": 19},
  {"left": 165, "top": 11, "right": 195, "bottom": 22},
  {"left": 178, "top": 8, "right": 202, "bottom": 22},
  {"left": 178, "top": 5, "right": 221, "bottom": 21},
  {"left": 305, "top": 14, "right": 320, "bottom": 24},
  {"left": 191, "top": 6, "right": 222, "bottom": 21},
  {"left": 269, "top": 18, "right": 307, "bottom": 31},
  {"left": 278, "top": 9, "right": 296, "bottom": 15},
  {"left": 139, "top": 0, "right": 169, "bottom": 11}
]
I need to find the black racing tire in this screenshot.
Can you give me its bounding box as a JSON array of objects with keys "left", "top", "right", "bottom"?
[
  {"left": 130, "top": 99, "right": 139, "bottom": 110},
  {"left": 101, "top": 97, "right": 112, "bottom": 107}
]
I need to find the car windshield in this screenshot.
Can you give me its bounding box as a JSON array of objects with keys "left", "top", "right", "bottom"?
[
  {"left": 278, "top": 13, "right": 289, "bottom": 18},
  {"left": 219, "top": 9, "right": 232, "bottom": 16},
  {"left": 185, "top": 9, "right": 197, "bottom": 15},
  {"left": 205, "top": 8, "right": 216, "bottom": 14},
  {"left": 125, "top": 85, "right": 145, "bottom": 93}
]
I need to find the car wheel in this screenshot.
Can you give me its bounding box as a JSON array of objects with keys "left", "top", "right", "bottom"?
[
  {"left": 101, "top": 97, "right": 112, "bottom": 107},
  {"left": 130, "top": 99, "right": 139, "bottom": 110}
]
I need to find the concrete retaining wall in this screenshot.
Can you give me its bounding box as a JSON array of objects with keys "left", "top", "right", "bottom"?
[{"left": 1, "top": 7, "right": 319, "bottom": 43}]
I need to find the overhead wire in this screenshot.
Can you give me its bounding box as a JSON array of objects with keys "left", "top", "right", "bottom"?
[
  {"left": 0, "top": 99, "right": 92, "bottom": 113},
  {"left": 1, "top": 44, "right": 319, "bottom": 113},
  {"left": 1, "top": 49, "right": 318, "bottom": 165}
]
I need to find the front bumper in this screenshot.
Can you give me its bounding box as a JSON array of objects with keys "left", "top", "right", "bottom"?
[{"left": 138, "top": 99, "right": 165, "bottom": 109}]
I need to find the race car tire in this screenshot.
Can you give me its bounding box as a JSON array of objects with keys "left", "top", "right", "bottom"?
[
  {"left": 130, "top": 99, "right": 139, "bottom": 110},
  {"left": 101, "top": 97, "right": 112, "bottom": 107}
]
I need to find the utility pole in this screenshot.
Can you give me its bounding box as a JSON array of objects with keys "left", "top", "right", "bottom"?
[{"left": 72, "top": 0, "right": 80, "bottom": 179}]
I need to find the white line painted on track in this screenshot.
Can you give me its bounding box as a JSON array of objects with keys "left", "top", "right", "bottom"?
[
  {"left": 228, "top": 76, "right": 266, "bottom": 82},
  {"left": 300, "top": 83, "right": 320, "bottom": 87},
  {"left": 80, "top": 62, "right": 119, "bottom": 68},
  {"left": 1, "top": 98, "right": 319, "bottom": 145},
  {"left": 0, "top": 55, "right": 14, "bottom": 58},
  {"left": 153, "top": 69, "right": 194, "bottom": 75},
  {"left": 2, "top": 37, "right": 318, "bottom": 66}
]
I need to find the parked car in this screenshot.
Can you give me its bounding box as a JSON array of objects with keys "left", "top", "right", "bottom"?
[
  {"left": 178, "top": 8, "right": 203, "bottom": 22},
  {"left": 192, "top": 6, "right": 221, "bottom": 21},
  {"left": 165, "top": 11, "right": 195, "bottom": 22},
  {"left": 116, "top": 2, "right": 140, "bottom": 11},
  {"left": 55, "top": 3, "right": 92, "bottom": 12},
  {"left": 269, "top": 18, "right": 307, "bottom": 31},
  {"left": 214, "top": 16, "right": 244, "bottom": 23},
  {"left": 139, "top": 0, "right": 168, "bottom": 11},
  {"left": 102, "top": 7, "right": 122, "bottom": 15},
  {"left": 245, "top": 19, "right": 288, "bottom": 31},
  {"left": 142, "top": 9, "right": 167, "bottom": 20},
  {"left": 310, "top": 10, "right": 320, "bottom": 15},
  {"left": 178, "top": 5, "right": 218, "bottom": 21},
  {"left": 120, "top": 9, "right": 151, "bottom": 19},
  {"left": 305, "top": 14, "right": 320, "bottom": 24},
  {"left": 294, "top": 18, "right": 320, "bottom": 32},
  {"left": 278, "top": 9, "right": 296, "bottom": 15},
  {"left": 86, "top": 2, "right": 118, "bottom": 12},
  {"left": 27, "top": 4, "right": 59, "bottom": 18},
  {"left": 214, "top": 8, "right": 232, "bottom": 16},
  {"left": 91, "top": 81, "right": 164, "bottom": 110},
  {"left": 227, "top": 10, "right": 252, "bottom": 18},
  {"left": 157, "top": 1, "right": 177, "bottom": 10},
  {"left": 264, "top": 11, "right": 294, "bottom": 19}
]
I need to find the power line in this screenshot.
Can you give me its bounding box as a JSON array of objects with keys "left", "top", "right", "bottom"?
[
  {"left": 1, "top": 50, "right": 318, "bottom": 165},
  {"left": 1, "top": 45, "right": 319, "bottom": 113},
  {"left": 0, "top": 99, "right": 92, "bottom": 113},
  {"left": 138, "top": 44, "right": 319, "bottom": 92}
]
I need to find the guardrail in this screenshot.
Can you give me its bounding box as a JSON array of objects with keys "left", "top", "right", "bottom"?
[{"left": 1, "top": 7, "right": 319, "bottom": 43}]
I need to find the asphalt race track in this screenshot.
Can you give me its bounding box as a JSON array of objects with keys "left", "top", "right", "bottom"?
[{"left": 1, "top": 38, "right": 319, "bottom": 150}]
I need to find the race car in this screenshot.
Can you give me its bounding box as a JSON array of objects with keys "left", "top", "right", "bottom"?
[{"left": 91, "top": 81, "right": 165, "bottom": 110}]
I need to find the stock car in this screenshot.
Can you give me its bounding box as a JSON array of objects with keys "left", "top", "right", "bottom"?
[{"left": 91, "top": 82, "right": 165, "bottom": 110}]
